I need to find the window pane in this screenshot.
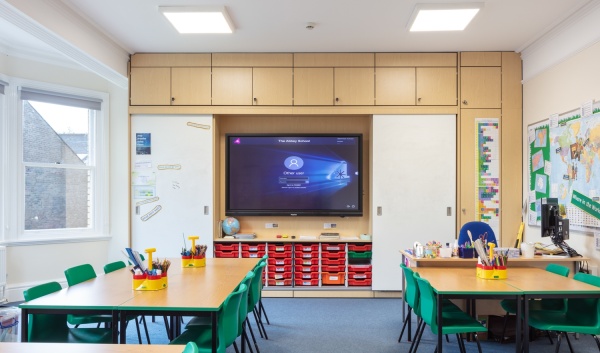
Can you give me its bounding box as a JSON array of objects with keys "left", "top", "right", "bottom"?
[
  {"left": 23, "top": 101, "right": 90, "bottom": 165},
  {"left": 25, "top": 167, "right": 91, "bottom": 230}
]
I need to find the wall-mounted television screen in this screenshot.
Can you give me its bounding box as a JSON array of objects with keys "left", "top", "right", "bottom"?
[{"left": 225, "top": 134, "right": 363, "bottom": 217}]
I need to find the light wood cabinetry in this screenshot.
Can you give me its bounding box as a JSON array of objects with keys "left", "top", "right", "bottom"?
[
  {"left": 375, "top": 68, "right": 415, "bottom": 105},
  {"left": 334, "top": 68, "right": 374, "bottom": 105},
  {"left": 252, "top": 68, "right": 293, "bottom": 105},
  {"left": 460, "top": 52, "right": 502, "bottom": 109},
  {"left": 212, "top": 67, "right": 253, "bottom": 105},
  {"left": 294, "top": 68, "right": 334, "bottom": 105},
  {"left": 130, "top": 53, "right": 211, "bottom": 106},
  {"left": 416, "top": 67, "right": 457, "bottom": 105}
]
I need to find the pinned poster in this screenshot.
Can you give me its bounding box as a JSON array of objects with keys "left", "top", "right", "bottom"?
[{"left": 136, "top": 133, "right": 151, "bottom": 155}]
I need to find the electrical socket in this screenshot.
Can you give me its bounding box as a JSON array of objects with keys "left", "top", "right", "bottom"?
[
  {"left": 265, "top": 223, "right": 278, "bottom": 229},
  {"left": 323, "top": 223, "right": 337, "bottom": 229}
]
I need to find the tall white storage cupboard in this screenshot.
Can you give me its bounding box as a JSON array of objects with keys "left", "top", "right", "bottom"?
[
  {"left": 130, "top": 115, "right": 214, "bottom": 258},
  {"left": 371, "top": 115, "right": 457, "bottom": 290}
]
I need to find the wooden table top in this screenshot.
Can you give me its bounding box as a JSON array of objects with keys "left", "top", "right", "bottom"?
[
  {"left": 413, "top": 267, "right": 600, "bottom": 295},
  {"left": 0, "top": 342, "right": 185, "bottom": 353},
  {"left": 20, "top": 257, "right": 260, "bottom": 312},
  {"left": 119, "top": 257, "right": 259, "bottom": 311},
  {"left": 400, "top": 249, "right": 588, "bottom": 265}
]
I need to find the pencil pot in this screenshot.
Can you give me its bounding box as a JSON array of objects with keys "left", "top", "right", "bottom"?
[
  {"left": 459, "top": 248, "right": 474, "bottom": 259},
  {"left": 476, "top": 264, "right": 507, "bottom": 280},
  {"left": 192, "top": 255, "right": 206, "bottom": 267},
  {"left": 132, "top": 273, "right": 146, "bottom": 290},
  {"left": 181, "top": 255, "right": 192, "bottom": 268}
]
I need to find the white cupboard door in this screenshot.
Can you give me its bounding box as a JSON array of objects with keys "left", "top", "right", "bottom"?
[
  {"left": 372, "top": 115, "right": 456, "bottom": 290},
  {"left": 131, "top": 115, "right": 213, "bottom": 259}
]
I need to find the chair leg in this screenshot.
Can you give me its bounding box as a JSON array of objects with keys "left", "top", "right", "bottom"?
[
  {"left": 233, "top": 341, "right": 240, "bottom": 353},
  {"left": 398, "top": 307, "right": 412, "bottom": 342},
  {"left": 593, "top": 335, "right": 600, "bottom": 350},
  {"left": 133, "top": 316, "right": 142, "bottom": 344},
  {"left": 456, "top": 334, "right": 465, "bottom": 353},
  {"left": 253, "top": 308, "right": 268, "bottom": 340},
  {"left": 554, "top": 332, "right": 563, "bottom": 353},
  {"left": 258, "top": 299, "right": 270, "bottom": 325},
  {"left": 242, "top": 320, "right": 255, "bottom": 353},
  {"left": 141, "top": 315, "right": 150, "bottom": 344},
  {"left": 163, "top": 316, "right": 172, "bottom": 341},
  {"left": 409, "top": 319, "right": 425, "bottom": 353},
  {"left": 501, "top": 312, "right": 509, "bottom": 343},
  {"left": 546, "top": 330, "right": 554, "bottom": 344},
  {"left": 474, "top": 333, "right": 483, "bottom": 353},
  {"left": 246, "top": 318, "right": 261, "bottom": 353},
  {"left": 564, "top": 332, "right": 574, "bottom": 353}
]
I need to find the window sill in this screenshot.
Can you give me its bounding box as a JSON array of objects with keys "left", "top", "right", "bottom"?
[{"left": 0, "top": 235, "right": 111, "bottom": 247}]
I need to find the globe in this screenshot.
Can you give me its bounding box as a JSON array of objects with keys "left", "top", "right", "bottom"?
[{"left": 221, "top": 217, "right": 240, "bottom": 236}]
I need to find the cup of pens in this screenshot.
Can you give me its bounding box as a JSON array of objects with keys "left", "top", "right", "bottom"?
[
  {"left": 474, "top": 240, "right": 508, "bottom": 279},
  {"left": 182, "top": 235, "right": 207, "bottom": 268}
]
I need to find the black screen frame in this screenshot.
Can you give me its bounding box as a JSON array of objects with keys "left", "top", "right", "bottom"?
[{"left": 225, "top": 133, "right": 364, "bottom": 217}]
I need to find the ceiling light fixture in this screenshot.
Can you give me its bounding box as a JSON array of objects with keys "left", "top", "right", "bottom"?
[
  {"left": 159, "top": 6, "right": 234, "bottom": 34},
  {"left": 407, "top": 3, "right": 483, "bottom": 32}
]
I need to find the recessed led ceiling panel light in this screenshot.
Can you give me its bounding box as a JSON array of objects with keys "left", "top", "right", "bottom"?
[
  {"left": 160, "top": 6, "right": 234, "bottom": 34},
  {"left": 408, "top": 3, "right": 483, "bottom": 32}
]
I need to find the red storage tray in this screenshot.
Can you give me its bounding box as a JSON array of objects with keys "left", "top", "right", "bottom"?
[
  {"left": 348, "top": 243, "right": 372, "bottom": 252},
  {"left": 294, "top": 258, "right": 319, "bottom": 266},
  {"left": 322, "top": 272, "right": 345, "bottom": 285},
  {"left": 267, "top": 279, "right": 292, "bottom": 286},
  {"left": 321, "top": 258, "right": 346, "bottom": 266},
  {"left": 268, "top": 250, "right": 292, "bottom": 258},
  {"left": 214, "top": 243, "right": 239, "bottom": 252},
  {"left": 214, "top": 250, "right": 239, "bottom": 258},
  {"left": 241, "top": 251, "right": 266, "bottom": 258},
  {"left": 322, "top": 265, "right": 345, "bottom": 272},
  {"left": 321, "top": 251, "right": 346, "bottom": 259},
  {"left": 294, "top": 244, "right": 319, "bottom": 252},
  {"left": 348, "top": 264, "right": 372, "bottom": 273},
  {"left": 268, "top": 243, "right": 292, "bottom": 252},
  {"left": 348, "top": 271, "right": 372, "bottom": 279},
  {"left": 241, "top": 244, "right": 266, "bottom": 252},
  {"left": 294, "top": 278, "right": 319, "bottom": 286},
  {"left": 296, "top": 264, "right": 319, "bottom": 273},
  {"left": 269, "top": 258, "right": 293, "bottom": 266},
  {"left": 298, "top": 251, "right": 319, "bottom": 259},
  {"left": 267, "top": 271, "right": 292, "bottom": 280},
  {"left": 348, "top": 278, "right": 372, "bottom": 286},
  {"left": 294, "top": 271, "right": 319, "bottom": 280},
  {"left": 267, "top": 265, "right": 293, "bottom": 273},
  {"left": 321, "top": 243, "right": 346, "bottom": 252}
]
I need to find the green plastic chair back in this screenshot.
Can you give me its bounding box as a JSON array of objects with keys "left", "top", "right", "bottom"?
[
  {"left": 566, "top": 273, "right": 600, "bottom": 329},
  {"left": 400, "top": 264, "right": 419, "bottom": 311},
  {"left": 238, "top": 271, "right": 255, "bottom": 336},
  {"left": 248, "top": 262, "right": 266, "bottom": 312},
  {"left": 64, "top": 263, "right": 112, "bottom": 326},
  {"left": 23, "top": 282, "right": 69, "bottom": 342},
  {"left": 546, "top": 263, "right": 570, "bottom": 277},
  {"left": 22, "top": 281, "right": 112, "bottom": 343},
  {"left": 64, "top": 263, "right": 97, "bottom": 286},
  {"left": 103, "top": 261, "right": 126, "bottom": 274},
  {"left": 182, "top": 342, "right": 199, "bottom": 353}
]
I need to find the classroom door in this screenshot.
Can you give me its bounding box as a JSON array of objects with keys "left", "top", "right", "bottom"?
[
  {"left": 371, "top": 115, "right": 456, "bottom": 290},
  {"left": 130, "top": 115, "right": 213, "bottom": 258}
]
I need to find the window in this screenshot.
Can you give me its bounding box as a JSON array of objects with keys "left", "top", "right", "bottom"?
[{"left": 1, "top": 78, "right": 108, "bottom": 243}]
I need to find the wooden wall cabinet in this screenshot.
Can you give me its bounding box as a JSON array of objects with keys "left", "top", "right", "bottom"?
[
  {"left": 293, "top": 68, "right": 334, "bottom": 105},
  {"left": 416, "top": 67, "right": 457, "bottom": 105},
  {"left": 212, "top": 67, "right": 253, "bottom": 105},
  {"left": 375, "top": 68, "right": 416, "bottom": 105},
  {"left": 334, "top": 68, "right": 374, "bottom": 105},
  {"left": 130, "top": 54, "right": 211, "bottom": 106},
  {"left": 252, "top": 68, "right": 293, "bottom": 105},
  {"left": 460, "top": 52, "right": 502, "bottom": 109}
]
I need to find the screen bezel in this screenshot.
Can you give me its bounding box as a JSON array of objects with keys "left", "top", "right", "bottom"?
[{"left": 225, "top": 133, "right": 364, "bottom": 217}]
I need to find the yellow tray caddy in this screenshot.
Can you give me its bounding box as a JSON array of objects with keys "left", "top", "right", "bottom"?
[{"left": 133, "top": 247, "right": 168, "bottom": 290}]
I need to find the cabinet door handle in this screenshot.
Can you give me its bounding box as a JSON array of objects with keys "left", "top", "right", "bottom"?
[
  {"left": 253, "top": 97, "right": 257, "bottom": 104},
  {"left": 335, "top": 97, "right": 339, "bottom": 103},
  {"left": 171, "top": 97, "right": 175, "bottom": 102},
  {"left": 417, "top": 97, "right": 422, "bottom": 103},
  {"left": 462, "top": 99, "right": 468, "bottom": 105}
]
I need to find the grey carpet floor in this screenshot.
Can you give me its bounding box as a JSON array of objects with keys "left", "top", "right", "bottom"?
[{"left": 126, "top": 297, "right": 599, "bottom": 353}]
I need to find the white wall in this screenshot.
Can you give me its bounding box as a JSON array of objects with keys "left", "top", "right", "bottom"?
[
  {"left": 0, "top": 54, "right": 129, "bottom": 301},
  {"left": 522, "top": 39, "right": 600, "bottom": 274}
]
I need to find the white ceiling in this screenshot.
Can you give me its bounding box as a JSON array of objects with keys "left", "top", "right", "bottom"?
[{"left": 0, "top": 0, "right": 595, "bottom": 73}]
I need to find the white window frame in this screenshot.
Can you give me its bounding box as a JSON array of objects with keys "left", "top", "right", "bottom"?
[{"left": 1, "top": 76, "right": 109, "bottom": 245}]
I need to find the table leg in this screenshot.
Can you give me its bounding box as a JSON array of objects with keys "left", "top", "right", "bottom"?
[
  {"left": 112, "top": 310, "right": 119, "bottom": 343},
  {"left": 437, "top": 293, "right": 443, "bottom": 353},
  {"left": 211, "top": 312, "right": 218, "bottom": 353},
  {"left": 523, "top": 295, "right": 529, "bottom": 353},
  {"left": 120, "top": 310, "right": 127, "bottom": 343},
  {"left": 20, "top": 308, "right": 28, "bottom": 342}
]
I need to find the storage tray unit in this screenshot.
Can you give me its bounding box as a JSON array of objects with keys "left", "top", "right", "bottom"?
[
  {"left": 267, "top": 271, "right": 292, "bottom": 280},
  {"left": 322, "top": 272, "right": 345, "bottom": 285},
  {"left": 269, "top": 258, "right": 293, "bottom": 266},
  {"left": 320, "top": 243, "right": 347, "bottom": 286},
  {"left": 214, "top": 243, "right": 240, "bottom": 258},
  {"left": 266, "top": 243, "right": 293, "bottom": 287}
]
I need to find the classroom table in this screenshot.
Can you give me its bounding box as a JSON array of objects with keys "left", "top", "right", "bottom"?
[
  {"left": 412, "top": 267, "right": 523, "bottom": 353},
  {"left": 0, "top": 342, "right": 187, "bottom": 353},
  {"left": 413, "top": 267, "right": 600, "bottom": 353},
  {"left": 19, "top": 257, "right": 260, "bottom": 353}
]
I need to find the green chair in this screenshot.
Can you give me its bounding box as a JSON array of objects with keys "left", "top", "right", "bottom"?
[
  {"left": 23, "top": 281, "right": 112, "bottom": 343},
  {"left": 169, "top": 283, "right": 248, "bottom": 353},
  {"left": 256, "top": 255, "right": 270, "bottom": 327},
  {"left": 528, "top": 272, "right": 600, "bottom": 353},
  {"left": 64, "top": 264, "right": 113, "bottom": 328},
  {"left": 413, "top": 274, "right": 487, "bottom": 353},
  {"left": 103, "top": 260, "right": 150, "bottom": 344},
  {"left": 248, "top": 261, "right": 268, "bottom": 348},
  {"left": 499, "top": 263, "right": 570, "bottom": 343},
  {"left": 182, "top": 342, "right": 199, "bottom": 353}
]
